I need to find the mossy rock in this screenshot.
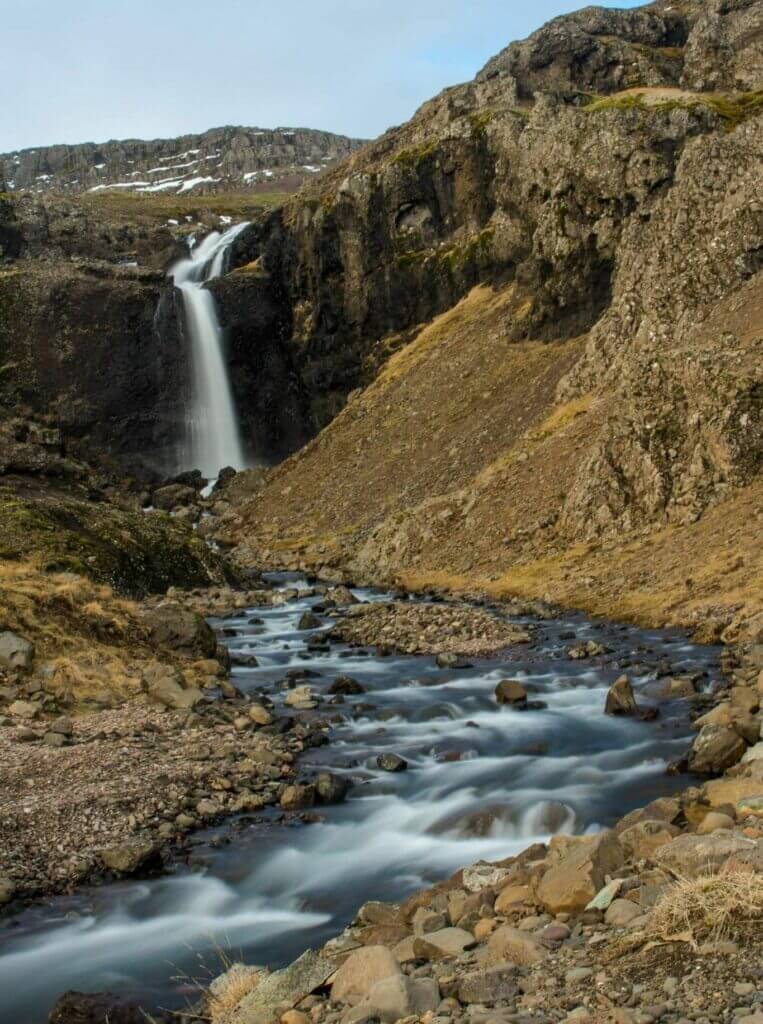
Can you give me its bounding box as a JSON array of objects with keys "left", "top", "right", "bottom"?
[{"left": 0, "top": 489, "right": 232, "bottom": 597}]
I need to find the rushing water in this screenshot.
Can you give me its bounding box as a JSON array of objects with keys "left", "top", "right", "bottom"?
[
  {"left": 0, "top": 579, "right": 719, "bottom": 1022},
  {"left": 171, "top": 223, "right": 249, "bottom": 478}
]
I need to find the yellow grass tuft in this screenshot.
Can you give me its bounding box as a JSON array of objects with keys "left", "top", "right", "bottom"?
[
  {"left": 208, "top": 963, "right": 267, "bottom": 1023},
  {"left": 649, "top": 870, "right": 763, "bottom": 944}
]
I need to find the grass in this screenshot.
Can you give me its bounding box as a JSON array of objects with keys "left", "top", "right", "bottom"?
[
  {"left": 78, "top": 189, "right": 290, "bottom": 226},
  {"left": 650, "top": 871, "right": 763, "bottom": 945},
  {"left": 584, "top": 88, "right": 763, "bottom": 131},
  {"left": 207, "top": 961, "right": 267, "bottom": 1023}
]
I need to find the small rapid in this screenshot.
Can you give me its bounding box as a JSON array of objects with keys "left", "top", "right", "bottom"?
[
  {"left": 171, "top": 223, "right": 249, "bottom": 478},
  {"left": 0, "top": 580, "right": 719, "bottom": 1021}
]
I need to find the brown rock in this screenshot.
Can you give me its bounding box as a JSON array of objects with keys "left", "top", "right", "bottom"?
[
  {"left": 331, "top": 946, "right": 402, "bottom": 1004},
  {"left": 495, "top": 680, "right": 527, "bottom": 706},
  {"left": 537, "top": 832, "right": 624, "bottom": 914},
  {"left": 484, "top": 925, "right": 547, "bottom": 966},
  {"left": 688, "top": 724, "right": 747, "bottom": 775},
  {"left": 605, "top": 676, "right": 637, "bottom": 716}
]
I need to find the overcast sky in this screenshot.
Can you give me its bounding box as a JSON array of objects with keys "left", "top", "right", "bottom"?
[{"left": 4, "top": 0, "right": 642, "bottom": 152}]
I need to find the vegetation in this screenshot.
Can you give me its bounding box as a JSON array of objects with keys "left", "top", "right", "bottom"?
[
  {"left": 79, "top": 189, "right": 290, "bottom": 226},
  {"left": 584, "top": 89, "right": 763, "bottom": 131}
]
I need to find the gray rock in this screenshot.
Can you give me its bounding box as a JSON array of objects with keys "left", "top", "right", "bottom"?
[
  {"left": 605, "top": 676, "right": 638, "bottom": 716},
  {"left": 230, "top": 949, "right": 336, "bottom": 1024},
  {"left": 688, "top": 724, "right": 747, "bottom": 774},
  {"left": 0, "top": 631, "right": 34, "bottom": 671},
  {"left": 457, "top": 966, "right": 519, "bottom": 1005},
  {"left": 99, "top": 841, "right": 158, "bottom": 875},
  {"left": 376, "top": 753, "right": 408, "bottom": 772}
]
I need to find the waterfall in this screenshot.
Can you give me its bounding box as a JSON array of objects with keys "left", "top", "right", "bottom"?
[{"left": 170, "top": 222, "right": 250, "bottom": 479}]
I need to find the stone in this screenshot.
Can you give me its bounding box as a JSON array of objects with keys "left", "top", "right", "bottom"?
[
  {"left": 329, "top": 676, "right": 365, "bottom": 695},
  {"left": 617, "top": 820, "right": 680, "bottom": 861},
  {"left": 413, "top": 927, "right": 474, "bottom": 960},
  {"left": 605, "top": 899, "right": 642, "bottom": 927},
  {"left": 494, "top": 884, "right": 531, "bottom": 912},
  {"left": 280, "top": 784, "right": 316, "bottom": 810},
  {"left": 43, "top": 731, "right": 67, "bottom": 748},
  {"left": 730, "top": 686, "right": 760, "bottom": 715},
  {"left": 0, "top": 631, "right": 34, "bottom": 671},
  {"left": 537, "top": 832, "right": 624, "bottom": 914},
  {"left": 49, "top": 715, "right": 74, "bottom": 736},
  {"left": 298, "top": 611, "right": 321, "bottom": 631},
  {"left": 462, "top": 862, "right": 510, "bottom": 893},
  {"left": 249, "top": 703, "right": 274, "bottom": 726},
  {"left": 49, "top": 991, "right": 174, "bottom": 1023},
  {"left": 344, "top": 975, "right": 440, "bottom": 1023},
  {"left": 8, "top": 699, "right": 39, "bottom": 719},
  {"left": 281, "top": 1012, "right": 310, "bottom": 1024},
  {"left": 412, "top": 907, "right": 447, "bottom": 935},
  {"left": 654, "top": 832, "right": 760, "bottom": 877},
  {"left": 0, "top": 876, "right": 15, "bottom": 905},
  {"left": 436, "top": 653, "right": 466, "bottom": 669},
  {"left": 494, "top": 680, "right": 528, "bottom": 706},
  {"left": 209, "top": 963, "right": 265, "bottom": 1002},
  {"left": 152, "top": 483, "right": 196, "bottom": 510},
  {"left": 688, "top": 724, "right": 747, "bottom": 774},
  {"left": 315, "top": 772, "right": 351, "bottom": 805},
  {"left": 605, "top": 675, "right": 637, "bottom": 716},
  {"left": 737, "top": 795, "right": 763, "bottom": 818},
  {"left": 232, "top": 950, "right": 335, "bottom": 1024},
  {"left": 376, "top": 753, "right": 407, "bottom": 772},
  {"left": 484, "top": 925, "right": 547, "bottom": 967},
  {"left": 99, "top": 841, "right": 158, "bottom": 875},
  {"left": 565, "top": 967, "right": 593, "bottom": 984},
  {"left": 144, "top": 665, "right": 203, "bottom": 711},
  {"left": 697, "top": 811, "right": 736, "bottom": 834},
  {"left": 742, "top": 742, "right": 763, "bottom": 763},
  {"left": 457, "top": 966, "right": 519, "bottom": 1005},
  {"left": 145, "top": 605, "right": 217, "bottom": 657},
  {"left": 285, "top": 686, "right": 317, "bottom": 709},
  {"left": 197, "top": 799, "right": 222, "bottom": 817},
  {"left": 331, "top": 946, "right": 402, "bottom": 1004}
]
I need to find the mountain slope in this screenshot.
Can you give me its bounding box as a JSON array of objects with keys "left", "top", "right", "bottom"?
[
  {"left": 220, "top": 0, "right": 763, "bottom": 642},
  {"left": 1, "top": 124, "right": 365, "bottom": 197}
]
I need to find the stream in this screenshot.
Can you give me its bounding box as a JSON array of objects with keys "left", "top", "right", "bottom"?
[{"left": 0, "top": 577, "right": 719, "bottom": 1022}]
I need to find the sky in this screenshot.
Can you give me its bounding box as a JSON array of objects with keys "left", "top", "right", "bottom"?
[{"left": 3, "top": 0, "right": 642, "bottom": 153}]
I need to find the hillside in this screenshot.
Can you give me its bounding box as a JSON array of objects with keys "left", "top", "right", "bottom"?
[
  {"left": 0, "top": 124, "right": 365, "bottom": 197},
  {"left": 208, "top": 0, "right": 763, "bottom": 643}
]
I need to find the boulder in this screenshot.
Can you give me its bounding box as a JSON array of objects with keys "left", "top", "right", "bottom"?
[
  {"left": 605, "top": 676, "right": 637, "bottom": 716},
  {"left": 495, "top": 680, "right": 528, "bottom": 706},
  {"left": 329, "top": 676, "right": 365, "bottom": 695},
  {"left": 280, "top": 784, "right": 316, "bottom": 811},
  {"left": 537, "top": 832, "right": 624, "bottom": 914},
  {"left": 697, "top": 812, "right": 736, "bottom": 834},
  {"left": 331, "top": 946, "right": 402, "bottom": 1004},
  {"left": 99, "top": 841, "right": 159, "bottom": 875},
  {"left": 298, "top": 611, "right": 321, "bottom": 631},
  {"left": 617, "top": 820, "right": 680, "bottom": 862},
  {"left": 412, "top": 926, "right": 474, "bottom": 960},
  {"left": 327, "top": 586, "right": 356, "bottom": 606},
  {"left": 688, "top": 724, "right": 747, "bottom": 775},
  {"left": 285, "top": 686, "right": 317, "bottom": 709},
  {"left": 232, "top": 950, "right": 335, "bottom": 1024},
  {"left": 462, "top": 862, "right": 511, "bottom": 893},
  {"left": 151, "top": 484, "right": 196, "bottom": 510},
  {"left": 604, "top": 899, "right": 641, "bottom": 927},
  {"left": 8, "top": 700, "right": 39, "bottom": 719},
  {"left": 494, "top": 884, "right": 531, "bottom": 913},
  {"left": 249, "top": 703, "right": 274, "bottom": 726},
  {"left": 344, "top": 975, "right": 439, "bottom": 1023},
  {"left": 145, "top": 605, "right": 217, "bottom": 657},
  {"left": 654, "top": 832, "right": 761, "bottom": 877},
  {"left": 0, "top": 876, "right": 15, "bottom": 905},
  {"left": 484, "top": 925, "right": 547, "bottom": 966},
  {"left": 143, "top": 664, "right": 203, "bottom": 710},
  {"left": 376, "top": 753, "right": 407, "bottom": 772},
  {"left": 0, "top": 631, "right": 34, "bottom": 671},
  {"left": 315, "top": 772, "right": 351, "bottom": 805}
]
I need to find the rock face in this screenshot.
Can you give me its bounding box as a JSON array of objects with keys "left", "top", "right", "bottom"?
[{"left": 1, "top": 124, "right": 365, "bottom": 196}]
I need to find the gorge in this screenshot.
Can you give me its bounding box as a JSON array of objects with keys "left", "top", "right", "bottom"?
[{"left": 0, "top": 1, "right": 762, "bottom": 1022}]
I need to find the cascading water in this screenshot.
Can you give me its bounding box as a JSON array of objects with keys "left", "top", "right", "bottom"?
[{"left": 170, "top": 222, "right": 250, "bottom": 479}]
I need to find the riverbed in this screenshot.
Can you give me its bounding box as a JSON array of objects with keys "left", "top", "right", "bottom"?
[{"left": 0, "top": 578, "right": 719, "bottom": 1022}]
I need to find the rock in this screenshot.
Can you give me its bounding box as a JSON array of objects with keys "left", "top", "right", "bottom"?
[
  {"left": 145, "top": 605, "right": 217, "bottom": 657},
  {"left": 737, "top": 795, "right": 763, "bottom": 818},
  {"left": 376, "top": 753, "right": 407, "bottom": 772},
  {"left": 494, "top": 680, "right": 528, "bottom": 706},
  {"left": 413, "top": 927, "right": 474, "bottom": 959},
  {"left": 494, "top": 883, "right": 531, "bottom": 912},
  {"left": 49, "top": 990, "right": 174, "bottom": 1023},
  {"left": 50, "top": 715, "right": 74, "bottom": 736},
  {"left": 315, "top": 772, "right": 351, "bottom": 805},
  {"left": 249, "top": 703, "right": 274, "bottom": 726},
  {"left": 0, "top": 631, "right": 34, "bottom": 671},
  {"left": 617, "top": 820, "right": 680, "bottom": 861},
  {"left": 537, "top": 832, "right": 624, "bottom": 914},
  {"left": 605, "top": 675, "right": 637, "bottom": 716},
  {"left": 210, "top": 962, "right": 266, "bottom": 1000},
  {"left": 565, "top": 967, "right": 593, "bottom": 984},
  {"left": 604, "top": 899, "right": 641, "bottom": 927},
  {"left": 280, "top": 784, "right": 316, "bottom": 810},
  {"left": 654, "top": 832, "right": 761, "bottom": 877},
  {"left": 484, "top": 925, "right": 547, "bottom": 966},
  {"left": 412, "top": 907, "right": 447, "bottom": 935},
  {"left": 697, "top": 811, "right": 736, "bottom": 834},
  {"left": 99, "top": 841, "right": 159, "bottom": 875},
  {"left": 43, "top": 730, "right": 68, "bottom": 747},
  {"left": 143, "top": 665, "right": 203, "bottom": 710},
  {"left": 285, "top": 686, "right": 317, "bottom": 709},
  {"left": 281, "top": 1012, "right": 310, "bottom": 1024},
  {"left": 742, "top": 741, "right": 763, "bottom": 763},
  {"left": 327, "top": 586, "right": 356, "bottom": 606},
  {"left": 344, "top": 975, "right": 440, "bottom": 1023},
  {"left": 0, "top": 876, "right": 15, "bottom": 905},
  {"left": 688, "top": 724, "right": 747, "bottom": 774},
  {"left": 8, "top": 699, "right": 39, "bottom": 719},
  {"left": 232, "top": 950, "right": 335, "bottom": 1024},
  {"left": 436, "top": 652, "right": 467, "bottom": 669},
  {"left": 329, "top": 676, "right": 365, "bottom": 695},
  {"left": 457, "top": 966, "right": 519, "bottom": 1005},
  {"left": 151, "top": 483, "right": 197, "bottom": 510},
  {"left": 197, "top": 798, "right": 222, "bottom": 817},
  {"left": 298, "top": 611, "right": 321, "bottom": 630},
  {"left": 331, "top": 945, "right": 402, "bottom": 1004},
  {"left": 462, "top": 862, "right": 510, "bottom": 893}
]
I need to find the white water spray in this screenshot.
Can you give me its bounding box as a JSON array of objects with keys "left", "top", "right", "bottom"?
[{"left": 170, "top": 223, "right": 249, "bottom": 478}]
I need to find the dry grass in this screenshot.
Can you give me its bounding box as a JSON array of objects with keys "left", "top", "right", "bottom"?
[
  {"left": 650, "top": 871, "right": 763, "bottom": 945},
  {"left": 207, "top": 962, "right": 267, "bottom": 1023}
]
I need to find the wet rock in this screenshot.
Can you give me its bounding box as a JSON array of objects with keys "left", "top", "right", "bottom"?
[
  {"left": 145, "top": 604, "right": 217, "bottom": 657},
  {"left": 329, "top": 675, "right": 365, "bottom": 695},
  {"left": 99, "top": 840, "right": 159, "bottom": 876},
  {"left": 688, "top": 724, "right": 747, "bottom": 774},
  {"left": 249, "top": 703, "right": 274, "bottom": 726},
  {"left": 298, "top": 611, "right": 321, "bottom": 630},
  {"left": 436, "top": 652, "right": 469, "bottom": 669},
  {"left": 231, "top": 950, "right": 335, "bottom": 1024},
  {"left": 0, "top": 875, "right": 15, "bottom": 905},
  {"left": 331, "top": 945, "right": 402, "bottom": 1003},
  {"left": 49, "top": 990, "right": 174, "bottom": 1023},
  {"left": 0, "top": 630, "right": 34, "bottom": 671},
  {"left": 485, "top": 925, "right": 547, "bottom": 966},
  {"left": 280, "top": 784, "right": 316, "bottom": 810},
  {"left": 495, "top": 680, "right": 528, "bottom": 706},
  {"left": 151, "top": 483, "right": 196, "bottom": 510},
  {"left": 605, "top": 675, "right": 638, "bottom": 716},
  {"left": 315, "top": 771, "right": 351, "bottom": 805},
  {"left": 376, "top": 753, "right": 408, "bottom": 772}
]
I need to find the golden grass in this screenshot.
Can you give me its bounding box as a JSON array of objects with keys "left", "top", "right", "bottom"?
[
  {"left": 207, "top": 963, "right": 267, "bottom": 1023},
  {"left": 650, "top": 871, "right": 763, "bottom": 945}
]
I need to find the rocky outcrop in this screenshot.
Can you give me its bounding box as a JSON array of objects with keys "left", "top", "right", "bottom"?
[{"left": 1, "top": 124, "right": 365, "bottom": 196}]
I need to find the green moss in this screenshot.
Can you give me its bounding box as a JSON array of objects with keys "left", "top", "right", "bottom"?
[
  {"left": 468, "top": 111, "right": 494, "bottom": 139},
  {"left": 0, "top": 490, "right": 231, "bottom": 597},
  {"left": 391, "top": 140, "right": 439, "bottom": 169},
  {"left": 584, "top": 89, "right": 763, "bottom": 131}
]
